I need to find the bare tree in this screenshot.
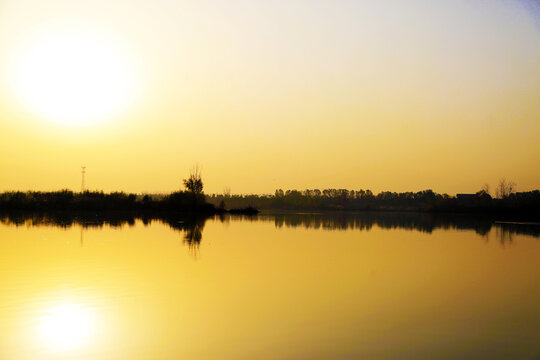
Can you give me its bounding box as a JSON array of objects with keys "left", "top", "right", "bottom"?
[
  {"left": 495, "top": 178, "right": 516, "bottom": 199},
  {"left": 223, "top": 186, "right": 231, "bottom": 198}
]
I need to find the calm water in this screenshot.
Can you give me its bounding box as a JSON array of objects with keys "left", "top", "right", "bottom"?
[{"left": 0, "top": 213, "right": 538, "bottom": 360}]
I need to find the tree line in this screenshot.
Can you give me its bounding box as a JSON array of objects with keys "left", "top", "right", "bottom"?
[
  {"left": 207, "top": 186, "right": 540, "bottom": 215},
  {"left": 1, "top": 169, "right": 537, "bottom": 215},
  {"left": 0, "top": 189, "right": 213, "bottom": 212},
  {"left": 0, "top": 168, "right": 256, "bottom": 214},
  {"left": 0, "top": 168, "right": 210, "bottom": 212}
]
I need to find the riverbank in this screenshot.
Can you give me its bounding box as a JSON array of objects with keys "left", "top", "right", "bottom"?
[
  {"left": 207, "top": 189, "right": 540, "bottom": 217},
  {"left": 0, "top": 190, "right": 259, "bottom": 215}
]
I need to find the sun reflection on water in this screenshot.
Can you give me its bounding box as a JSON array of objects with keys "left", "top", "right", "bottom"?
[{"left": 36, "top": 303, "right": 97, "bottom": 352}]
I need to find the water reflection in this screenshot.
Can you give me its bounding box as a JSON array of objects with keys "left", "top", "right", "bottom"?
[
  {"left": 37, "top": 303, "right": 97, "bottom": 352},
  {"left": 0, "top": 212, "right": 539, "bottom": 360},
  {"left": 1, "top": 212, "right": 538, "bottom": 250},
  {"left": 264, "top": 212, "right": 540, "bottom": 238},
  {"left": 0, "top": 212, "right": 209, "bottom": 249}
]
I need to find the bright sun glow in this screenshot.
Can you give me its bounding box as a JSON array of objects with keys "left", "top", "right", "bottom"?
[
  {"left": 10, "top": 29, "right": 137, "bottom": 127},
  {"left": 37, "top": 303, "right": 96, "bottom": 351}
]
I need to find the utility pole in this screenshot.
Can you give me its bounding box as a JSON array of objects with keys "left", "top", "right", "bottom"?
[{"left": 81, "top": 166, "right": 86, "bottom": 192}]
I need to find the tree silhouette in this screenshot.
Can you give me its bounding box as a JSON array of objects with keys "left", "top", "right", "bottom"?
[
  {"left": 183, "top": 166, "right": 203, "bottom": 194},
  {"left": 496, "top": 178, "right": 516, "bottom": 199}
]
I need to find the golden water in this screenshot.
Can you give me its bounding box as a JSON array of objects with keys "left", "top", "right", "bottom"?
[{"left": 0, "top": 214, "right": 538, "bottom": 359}]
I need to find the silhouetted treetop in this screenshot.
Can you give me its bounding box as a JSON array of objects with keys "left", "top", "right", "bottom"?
[{"left": 183, "top": 167, "right": 204, "bottom": 194}]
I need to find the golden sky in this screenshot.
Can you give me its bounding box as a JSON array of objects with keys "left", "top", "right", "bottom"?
[{"left": 0, "top": 0, "right": 539, "bottom": 194}]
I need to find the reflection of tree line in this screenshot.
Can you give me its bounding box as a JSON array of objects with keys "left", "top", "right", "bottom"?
[
  {"left": 0, "top": 212, "right": 537, "bottom": 251},
  {"left": 268, "top": 213, "right": 494, "bottom": 234},
  {"left": 260, "top": 213, "right": 540, "bottom": 240},
  {"left": 0, "top": 211, "right": 207, "bottom": 250}
]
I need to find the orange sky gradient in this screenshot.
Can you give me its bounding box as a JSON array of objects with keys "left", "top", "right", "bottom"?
[{"left": 0, "top": 0, "right": 539, "bottom": 195}]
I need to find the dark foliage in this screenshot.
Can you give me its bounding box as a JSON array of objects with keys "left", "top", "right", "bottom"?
[
  {"left": 0, "top": 190, "right": 212, "bottom": 213},
  {"left": 0, "top": 190, "right": 257, "bottom": 215},
  {"left": 207, "top": 189, "right": 540, "bottom": 215}
]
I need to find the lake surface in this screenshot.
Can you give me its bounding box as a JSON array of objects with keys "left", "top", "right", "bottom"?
[{"left": 0, "top": 213, "right": 539, "bottom": 360}]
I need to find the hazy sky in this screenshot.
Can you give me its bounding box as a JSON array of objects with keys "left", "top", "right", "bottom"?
[{"left": 0, "top": 0, "right": 539, "bottom": 194}]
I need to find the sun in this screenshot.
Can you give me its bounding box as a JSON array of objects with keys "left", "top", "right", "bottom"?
[{"left": 9, "top": 28, "right": 137, "bottom": 127}]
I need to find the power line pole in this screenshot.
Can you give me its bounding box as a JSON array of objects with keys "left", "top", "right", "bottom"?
[{"left": 81, "top": 166, "right": 86, "bottom": 192}]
